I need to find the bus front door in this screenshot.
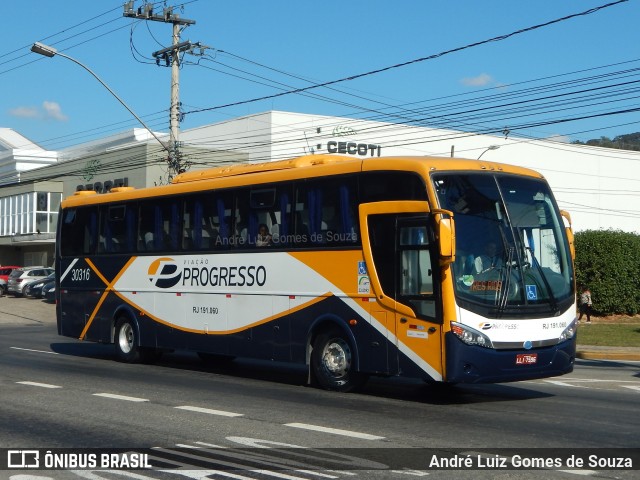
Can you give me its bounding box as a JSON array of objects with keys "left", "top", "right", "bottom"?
[{"left": 360, "top": 201, "right": 443, "bottom": 382}]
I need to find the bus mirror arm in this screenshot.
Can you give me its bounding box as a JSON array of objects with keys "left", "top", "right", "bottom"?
[
  {"left": 560, "top": 210, "right": 575, "bottom": 261},
  {"left": 433, "top": 208, "right": 455, "bottom": 266}
]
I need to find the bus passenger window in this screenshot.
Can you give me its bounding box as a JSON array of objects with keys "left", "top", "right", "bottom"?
[
  {"left": 60, "top": 207, "right": 98, "bottom": 256},
  {"left": 100, "top": 205, "right": 128, "bottom": 253},
  {"left": 294, "top": 177, "right": 358, "bottom": 247}
]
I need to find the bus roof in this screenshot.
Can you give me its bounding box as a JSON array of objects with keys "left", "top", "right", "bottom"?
[{"left": 61, "top": 154, "right": 544, "bottom": 207}]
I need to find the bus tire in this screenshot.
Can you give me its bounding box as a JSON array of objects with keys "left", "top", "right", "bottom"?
[
  {"left": 311, "top": 329, "right": 366, "bottom": 392},
  {"left": 114, "top": 317, "right": 142, "bottom": 363}
]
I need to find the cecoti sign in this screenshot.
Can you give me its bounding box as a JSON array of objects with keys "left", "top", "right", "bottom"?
[{"left": 327, "top": 141, "right": 381, "bottom": 157}]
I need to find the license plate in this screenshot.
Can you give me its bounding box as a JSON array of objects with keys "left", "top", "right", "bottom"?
[{"left": 516, "top": 353, "right": 537, "bottom": 365}]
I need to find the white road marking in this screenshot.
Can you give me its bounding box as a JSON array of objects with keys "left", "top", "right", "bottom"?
[
  {"left": 391, "top": 469, "right": 430, "bottom": 476},
  {"left": 528, "top": 377, "right": 640, "bottom": 392},
  {"left": 550, "top": 378, "right": 638, "bottom": 383},
  {"left": 16, "top": 381, "right": 61, "bottom": 389},
  {"left": 92, "top": 393, "right": 149, "bottom": 402},
  {"left": 557, "top": 469, "right": 598, "bottom": 476},
  {"left": 175, "top": 405, "right": 244, "bottom": 417},
  {"left": 158, "top": 469, "right": 254, "bottom": 480},
  {"left": 293, "top": 470, "right": 339, "bottom": 478},
  {"left": 189, "top": 441, "right": 340, "bottom": 478},
  {"left": 284, "top": 423, "right": 385, "bottom": 440},
  {"left": 9, "top": 475, "right": 58, "bottom": 480},
  {"left": 153, "top": 447, "right": 312, "bottom": 480},
  {"left": 70, "top": 469, "right": 162, "bottom": 479},
  {"left": 10, "top": 347, "right": 58, "bottom": 355},
  {"left": 621, "top": 385, "right": 640, "bottom": 392},
  {"left": 543, "top": 380, "right": 588, "bottom": 388}
]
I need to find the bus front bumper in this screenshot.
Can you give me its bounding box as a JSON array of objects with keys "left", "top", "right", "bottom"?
[{"left": 444, "top": 333, "right": 576, "bottom": 384}]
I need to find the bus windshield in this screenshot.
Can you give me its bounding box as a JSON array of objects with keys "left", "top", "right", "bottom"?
[{"left": 433, "top": 173, "right": 574, "bottom": 317}]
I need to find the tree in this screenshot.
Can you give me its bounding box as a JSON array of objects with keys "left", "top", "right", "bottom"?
[
  {"left": 572, "top": 132, "right": 640, "bottom": 151},
  {"left": 574, "top": 230, "right": 640, "bottom": 315}
]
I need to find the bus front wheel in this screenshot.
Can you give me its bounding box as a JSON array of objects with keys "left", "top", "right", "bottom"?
[
  {"left": 114, "top": 317, "right": 142, "bottom": 363},
  {"left": 311, "top": 329, "right": 366, "bottom": 392}
]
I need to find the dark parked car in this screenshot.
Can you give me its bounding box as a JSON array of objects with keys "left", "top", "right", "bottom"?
[
  {"left": 24, "top": 272, "right": 56, "bottom": 299},
  {"left": 42, "top": 281, "right": 56, "bottom": 303}
]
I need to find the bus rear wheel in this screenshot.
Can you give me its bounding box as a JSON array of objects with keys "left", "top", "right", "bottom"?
[
  {"left": 311, "top": 329, "right": 366, "bottom": 392},
  {"left": 115, "top": 317, "right": 143, "bottom": 363}
]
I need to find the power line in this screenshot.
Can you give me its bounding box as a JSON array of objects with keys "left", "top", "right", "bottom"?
[{"left": 183, "top": 0, "right": 628, "bottom": 117}]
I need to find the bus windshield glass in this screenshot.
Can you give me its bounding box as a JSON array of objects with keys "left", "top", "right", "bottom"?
[{"left": 433, "top": 173, "right": 573, "bottom": 316}]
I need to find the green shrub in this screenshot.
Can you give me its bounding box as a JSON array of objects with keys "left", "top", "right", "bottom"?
[{"left": 574, "top": 230, "right": 640, "bottom": 315}]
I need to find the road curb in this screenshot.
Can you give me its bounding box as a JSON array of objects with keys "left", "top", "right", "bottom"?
[{"left": 576, "top": 349, "right": 640, "bottom": 361}]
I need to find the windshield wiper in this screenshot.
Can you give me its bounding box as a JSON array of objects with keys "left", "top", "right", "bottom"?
[{"left": 496, "top": 246, "right": 514, "bottom": 316}]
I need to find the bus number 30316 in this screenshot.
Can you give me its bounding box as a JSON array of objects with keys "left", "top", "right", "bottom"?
[{"left": 71, "top": 268, "right": 91, "bottom": 281}]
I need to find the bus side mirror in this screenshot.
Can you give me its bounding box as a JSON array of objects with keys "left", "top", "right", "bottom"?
[
  {"left": 433, "top": 209, "right": 455, "bottom": 266},
  {"left": 560, "top": 210, "right": 575, "bottom": 261}
]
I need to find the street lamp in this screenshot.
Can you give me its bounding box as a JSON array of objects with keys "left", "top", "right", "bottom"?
[
  {"left": 30, "top": 42, "right": 172, "bottom": 160},
  {"left": 477, "top": 145, "right": 500, "bottom": 159}
]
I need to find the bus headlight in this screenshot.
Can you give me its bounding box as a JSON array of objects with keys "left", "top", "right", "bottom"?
[
  {"left": 558, "top": 319, "right": 577, "bottom": 343},
  {"left": 450, "top": 322, "right": 494, "bottom": 349}
]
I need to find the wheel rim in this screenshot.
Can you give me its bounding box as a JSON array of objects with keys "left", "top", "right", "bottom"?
[
  {"left": 118, "top": 323, "right": 134, "bottom": 354},
  {"left": 321, "top": 338, "right": 351, "bottom": 378}
]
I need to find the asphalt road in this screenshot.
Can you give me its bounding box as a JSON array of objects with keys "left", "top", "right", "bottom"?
[{"left": 1, "top": 297, "right": 639, "bottom": 480}]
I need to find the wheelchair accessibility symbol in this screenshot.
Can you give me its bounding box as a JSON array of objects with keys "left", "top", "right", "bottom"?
[
  {"left": 357, "top": 261, "right": 368, "bottom": 275},
  {"left": 526, "top": 285, "right": 538, "bottom": 300}
]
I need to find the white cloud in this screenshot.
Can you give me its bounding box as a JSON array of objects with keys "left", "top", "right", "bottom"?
[
  {"left": 9, "top": 101, "right": 68, "bottom": 121},
  {"left": 461, "top": 73, "right": 493, "bottom": 87},
  {"left": 42, "top": 101, "right": 68, "bottom": 121},
  {"left": 9, "top": 106, "right": 39, "bottom": 118}
]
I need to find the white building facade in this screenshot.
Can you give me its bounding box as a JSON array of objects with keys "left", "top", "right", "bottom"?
[{"left": 0, "top": 110, "right": 638, "bottom": 266}]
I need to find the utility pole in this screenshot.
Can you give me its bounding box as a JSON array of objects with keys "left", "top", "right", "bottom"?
[{"left": 123, "top": 1, "right": 204, "bottom": 180}]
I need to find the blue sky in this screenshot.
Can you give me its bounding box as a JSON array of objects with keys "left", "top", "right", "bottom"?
[{"left": 2, "top": 0, "right": 639, "bottom": 150}]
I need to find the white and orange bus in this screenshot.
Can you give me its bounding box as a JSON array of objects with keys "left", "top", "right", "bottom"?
[{"left": 55, "top": 154, "right": 577, "bottom": 391}]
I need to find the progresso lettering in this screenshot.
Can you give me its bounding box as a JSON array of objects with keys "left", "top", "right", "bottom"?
[{"left": 182, "top": 265, "right": 266, "bottom": 287}]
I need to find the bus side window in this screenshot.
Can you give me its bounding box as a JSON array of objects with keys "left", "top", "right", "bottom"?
[
  {"left": 186, "top": 195, "right": 218, "bottom": 250},
  {"left": 295, "top": 177, "right": 358, "bottom": 247},
  {"left": 138, "top": 203, "right": 160, "bottom": 251},
  {"left": 399, "top": 224, "right": 436, "bottom": 320},
  {"left": 182, "top": 197, "right": 196, "bottom": 250},
  {"left": 400, "top": 226, "right": 433, "bottom": 295},
  {"left": 125, "top": 206, "right": 136, "bottom": 252},
  {"left": 274, "top": 185, "right": 292, "bottom": 246},
  {"left": 166, "top": 201, "right": 180, "bottom": 251},
  {"left": 99, "top": 205, "right": 127, "bottom": 253},
  {"left": 214, "top": 195, "right": 232, "bottom": 249},
  {"left": 61, "top": 207, "right": 98, "bottom": 256},
  {"left": 138, "top": 201, "right": 174, "bottom": 252}
]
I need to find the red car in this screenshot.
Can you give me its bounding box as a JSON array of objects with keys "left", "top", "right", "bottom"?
[{"left": 0, "top": 266, "right": 21, "bottom": 296}]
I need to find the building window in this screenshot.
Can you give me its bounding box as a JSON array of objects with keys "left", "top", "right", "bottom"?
[{"left": 0, "top": 191, "right": 62, "bottom": 237}]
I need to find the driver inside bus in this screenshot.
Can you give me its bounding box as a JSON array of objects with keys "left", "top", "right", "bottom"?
[{"left": 474, "top": 241, "right": 503, "bottom": 273}]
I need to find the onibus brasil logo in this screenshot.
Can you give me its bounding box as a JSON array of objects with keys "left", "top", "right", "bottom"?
[{"left": 148, "top": 257, "right": 181, "bottom": 289}]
